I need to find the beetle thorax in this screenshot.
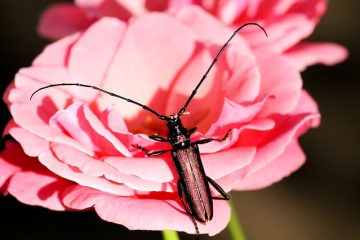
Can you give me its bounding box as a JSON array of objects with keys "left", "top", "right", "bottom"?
[{"left": 166, "top": 115, "right": 190, "bottom": 148}]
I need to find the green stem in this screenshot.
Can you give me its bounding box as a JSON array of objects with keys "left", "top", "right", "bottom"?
[
  {"left": 227, "top": 197, "right": 247, "bottom": 240},
  {"left": 162, "top": 230, "right": 180, "bottom": 240}
]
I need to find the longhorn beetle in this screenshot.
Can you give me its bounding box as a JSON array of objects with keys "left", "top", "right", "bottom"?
[{"left": 31, "top": 23, "right": 267, "bottom": 239}]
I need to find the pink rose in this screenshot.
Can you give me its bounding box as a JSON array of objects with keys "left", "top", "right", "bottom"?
[
  {"left": 38, "top": 0, "right": 347, "bottom": 70},
  {"left": 1, "top": 10, "right": 324, "bottom": 235}
]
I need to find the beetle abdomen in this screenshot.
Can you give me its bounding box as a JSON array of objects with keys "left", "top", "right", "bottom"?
[{"left": 172, "top": 145, "right": 213, "bottom": 222}]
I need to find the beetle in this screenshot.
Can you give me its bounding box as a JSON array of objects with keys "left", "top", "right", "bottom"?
[{"left": 31, "top": 23, "right": 267, "bottom": 239}]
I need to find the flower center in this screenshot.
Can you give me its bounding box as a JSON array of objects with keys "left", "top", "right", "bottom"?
[{"left": 129, "top": 116, "right": 168, "bottom": 136}]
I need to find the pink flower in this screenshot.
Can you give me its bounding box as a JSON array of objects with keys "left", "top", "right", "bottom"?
[
  {"left": 1, "top": 10, "right": 324, "bottom": 235},
  {"left": 38, "top": 0, "right": 347, "bottom": 70}
]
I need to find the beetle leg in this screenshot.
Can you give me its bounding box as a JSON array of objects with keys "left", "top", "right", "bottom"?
[
  {"left": 189, "top": 127, "right": 197, "bottom": 135},
  {"left": 207, "top": 176, "right": 230, "bottom": 200},
  {"left": 192, "top": 129, "right": 232, "bottom": 145},
  {"left": 132, "top": 144, "right": 170, "bottom": 156},
  {"left": 149, "top": 134, "right": 169, "bottom": 142},
  {"left": 192, "top": 138, "right": 212, "bottom": 145},
  {"left": 178, "top": 180, "right": 200, "bottom": 240},
  {"left": 147, "top": 149, "right": 171, "bottom": 157},
  {"left": 131, "top": 144, "right": 149, "bottom": 152}
]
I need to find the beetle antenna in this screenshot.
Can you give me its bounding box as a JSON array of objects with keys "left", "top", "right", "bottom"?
[
  {"left": 30, "top": 83, "right": 168, "bottom": 120},
  {"left": 178, "top": 23, "right": 268, "bottom": 115}
]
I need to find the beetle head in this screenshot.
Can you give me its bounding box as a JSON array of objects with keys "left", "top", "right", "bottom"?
[{"left": 166, "top": 114, "right": 182, "bottom": 129}]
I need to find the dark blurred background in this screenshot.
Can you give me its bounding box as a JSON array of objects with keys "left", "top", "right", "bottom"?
[{"left": 0, "top": 1, "right": 359, "bottom": 240}]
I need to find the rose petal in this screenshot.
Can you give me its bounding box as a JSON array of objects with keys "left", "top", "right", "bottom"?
[
  {"left": 50, "top": 103, "right": 100, "bottom": 152},
  {"left": 36, "top": 18, "right": 129, "bottom": 103},
  {"left": 216, "top": 0, "right": 247, "bottom": 24},
  {"left": 52, "top": 143, "right": 174, "bottom": 192},
  {"left": 10, "top": 102, "right": 63, "bottom": 145},
  {"left": 102, "top": 107, "right": 128, "bottom": 132},
  {"left": 199, "top": 119, "right": 275, "bottom": 153},
  {"left": 243, "top": 0, "right": 326, "bottom": 52},
  {"left": 207, "top": 97, "right": 269, "bottom": 136},
  {"left": 175, "top": 5, "right": 250, "bottom": 48},
  {"left": 293, "top": 90, "right": 319, "bottom": 115},
  {"left": 244, "top": 113, "right": 319, "bottom": 176},
  {"left": 255, "top": 48, "right": 302, "bottom": 117},
  {"left": 100, "top": 13, "right": 196, "bottom": 119},
  {"left": 51, "top": 142, "right": 113, "bottom": 177},
  {"left": 66, "top": 18, "right": 126, "bottom": 101},
  {"left": 285, "top": 42, "right": 349, "bottom": 71},
  {"left": 8, "top": 171, "right": 70, "bottom": 211},
  {"left": 4, "top": 121, "right": 48, "bottom": 157},
  {"left": 105, "top": 145, "right": 256, "bottom": 187},
  {"left": 166, "top": 43, "right": 260, "bottom": 132},
  {"left": 166, "top": 47, "right": 223, "bottom": 131},
  {"left": 77, "top": 0, "right": 145, "bottom": 18},
  {"left": 0, "top": 141, "right": 22, "bottom": 189},
  {"left": 215, "top": 115, "right": 315, "bottom": 191},
  {"left": 202, "top": 147, "right": 256, "bottom": 179},
  {"left": 38, "top": 3, "right": 89, "bottom": 39},
  {"left": 246, "top": 15, "right": 313, "bottom": 52},
  {"left": 14, "top": 67, "right": 70, "bottom": 105},
  {"left": 38, "top": 146, "right": 134, "bottom": 196},
  {"left": 222, "top": 46, "right": 261, "bottom": 103},
  {"left": 34, "top": 33, "right": 81, "bottom": 66},
  {"left": 50, "top": 102, "right": 131, "bottom": 156},
  {"left": 235, "top": 140, "right": 305, "bottom": 190},
  {"left": 5, "top": 112, "right": 95, "bottom": 159},
  {"left": 104, "top": 156, "right": 173, "bottom": 183},
  {"left": 83, "top": 104, "right": 131, "bottom": 156},
  {"left": 63, "top": 185, "right": 231, "bottom": 235},
  {"left": 0, "top": 141, "right": 73, "bottom": 210},
  {"left": 292, "top": 90, "right": 321, "bottom": 131}
]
